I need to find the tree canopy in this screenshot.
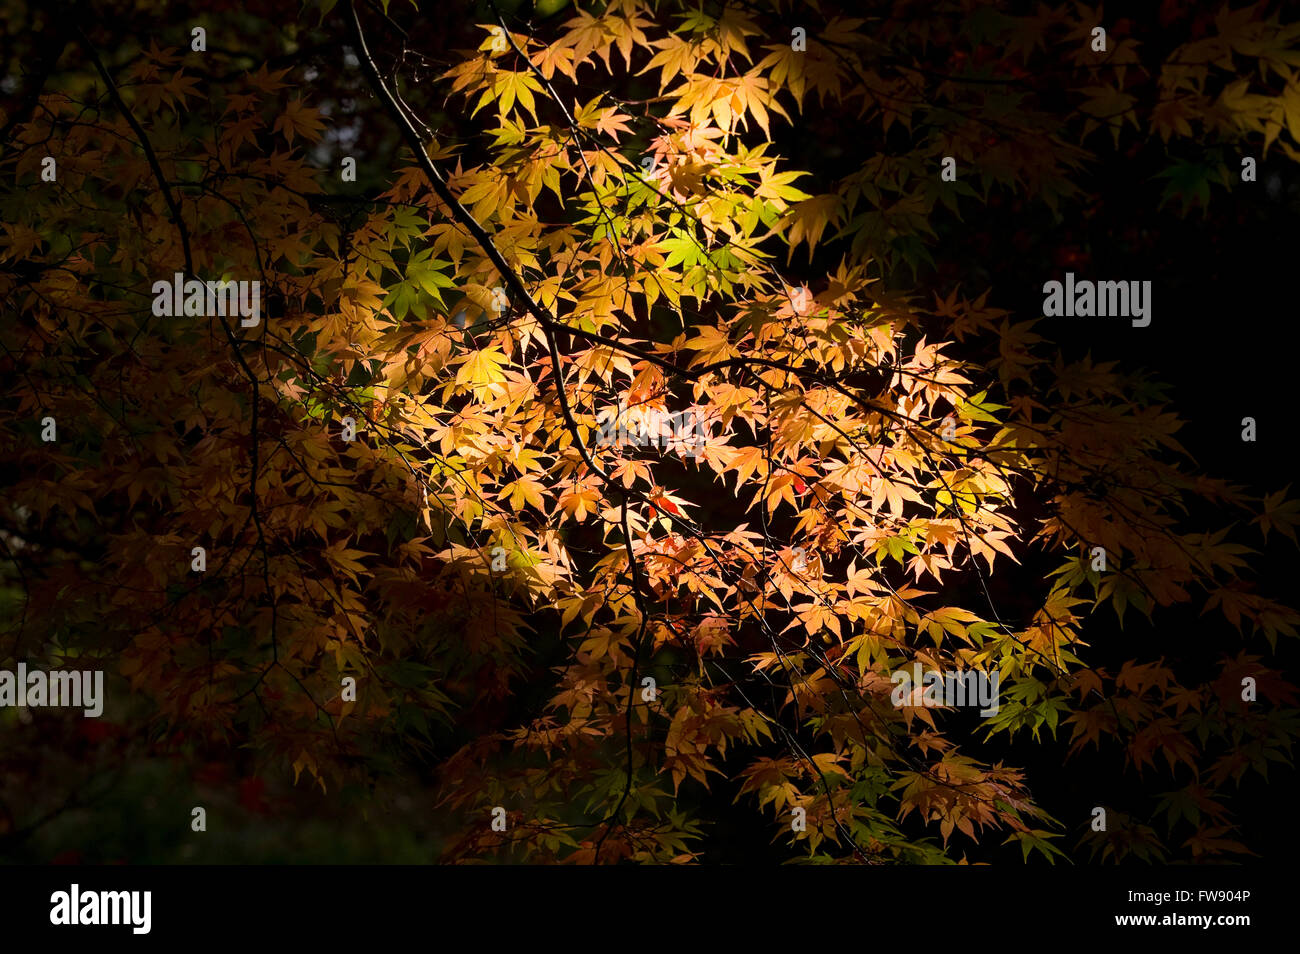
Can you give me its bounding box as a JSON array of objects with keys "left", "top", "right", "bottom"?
[{"left": 2, "top": 0, "right": 1299, "bottom": 864}]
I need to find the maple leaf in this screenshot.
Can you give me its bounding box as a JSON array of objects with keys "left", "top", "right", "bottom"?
[{"left": 274, "top": 98, "right": 326, "bottom": 145}]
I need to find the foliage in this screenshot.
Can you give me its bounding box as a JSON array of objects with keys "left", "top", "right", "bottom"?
[{"left": 2, "top": 0, "right": 1299, "bottom": 863}]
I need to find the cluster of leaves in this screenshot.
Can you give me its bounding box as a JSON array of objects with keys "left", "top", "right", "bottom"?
[{"left": 2, "top": 0, "right": 1298, "bottom": 862}]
